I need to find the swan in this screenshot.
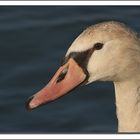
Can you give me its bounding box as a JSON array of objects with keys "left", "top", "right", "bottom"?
[{"left": 26, "top": 21, "right": 140, "bottom": 132}]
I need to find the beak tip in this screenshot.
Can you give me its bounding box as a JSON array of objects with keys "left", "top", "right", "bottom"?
[{"left": 25, "top": 96, "right": 34, "bottom": 111}]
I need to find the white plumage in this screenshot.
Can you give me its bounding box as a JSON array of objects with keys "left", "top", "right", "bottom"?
[{"left": 67, "top": 21, "right": 140, "bottom": 132}]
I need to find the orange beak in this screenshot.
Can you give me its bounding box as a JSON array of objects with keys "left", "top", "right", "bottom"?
[{"left": 26, "top": 58, "right": 87, "bottom": 110}]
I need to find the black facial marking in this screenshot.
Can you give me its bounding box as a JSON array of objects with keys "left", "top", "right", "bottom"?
[
  {"left": 69, "top": 48, "right": 95, "bottom": 70},
  {"left": 61, "top": 47, "right": 95, "bottom": 82}
]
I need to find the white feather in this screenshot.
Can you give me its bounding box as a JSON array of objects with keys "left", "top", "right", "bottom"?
[{"left": 66, "top": 21, "right": 140, "bottom": 132}]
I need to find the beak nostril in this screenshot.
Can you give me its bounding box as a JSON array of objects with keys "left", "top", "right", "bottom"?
[{"left": 56, "top": 67, "right": 68, "bottom": 83}]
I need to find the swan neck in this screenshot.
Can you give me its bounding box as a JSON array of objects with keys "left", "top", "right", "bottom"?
[{"left": 114, "top": 77, "right": 140, "bottom": 132}]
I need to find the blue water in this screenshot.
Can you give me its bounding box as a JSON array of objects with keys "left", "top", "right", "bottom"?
[{"left": 0, "top": 6, "right": 140, "bottom": 133}]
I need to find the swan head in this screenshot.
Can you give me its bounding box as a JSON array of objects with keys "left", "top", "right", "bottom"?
[
  {"left": 26, "top": 21, "right": 140, "bottom": 110},
  {"left": 66, "top": 21, "right": 140, "bottom": 83}
]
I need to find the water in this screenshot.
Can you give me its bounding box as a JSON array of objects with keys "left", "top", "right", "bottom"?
[{"left": 0, "top": 6, "right": 140, "bottom": 133}]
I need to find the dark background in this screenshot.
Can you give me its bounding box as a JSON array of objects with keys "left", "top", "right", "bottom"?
[{"left": 0, "top": 6, "right": 139, "bottom": 133}]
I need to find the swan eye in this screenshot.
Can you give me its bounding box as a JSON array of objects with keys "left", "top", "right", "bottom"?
[{"left": 94, "top": 43, "right": 103, "bottom": 50}]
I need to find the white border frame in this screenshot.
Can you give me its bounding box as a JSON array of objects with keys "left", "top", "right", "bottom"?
[
  {"left": 0, "top": 1, "right": 139, "bottom": 5},
  {"left": 0, "top": 1, "right": 140, "bottom": 139},
  {"left": 0, "top": 134, "right": 140, "bottom": 139}
]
